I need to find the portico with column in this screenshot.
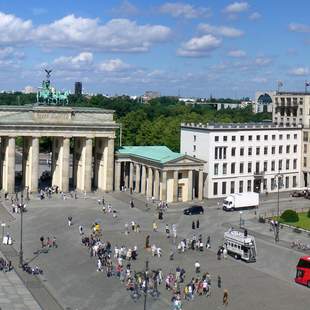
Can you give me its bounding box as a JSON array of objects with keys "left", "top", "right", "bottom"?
[{"left": 115, "top": 146, "right": 205, "bottom": 203}]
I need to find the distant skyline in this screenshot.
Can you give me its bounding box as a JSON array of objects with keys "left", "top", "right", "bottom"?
[{"left": 0, "top": 0, "right": 310, "bottom": 98}]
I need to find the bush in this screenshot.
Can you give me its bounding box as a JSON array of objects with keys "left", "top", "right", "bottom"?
[{"left": 280, "top": 209, "right": 299, "bottom": 223}]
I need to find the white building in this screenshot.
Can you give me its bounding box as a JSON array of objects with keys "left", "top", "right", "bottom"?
[{"left": 181, "top": 122, "right": 302, "bottom": 198}]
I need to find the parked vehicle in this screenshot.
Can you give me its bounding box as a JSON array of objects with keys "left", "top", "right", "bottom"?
[
  {"left": 291, "top": 191, "right": 305, "bottom": 198},
  {"left": 295, "top": 256, "right": 310, "bottom": 288},
  {"left": 223, "top": 192, "right": 259, "bottom": 211},
  {"left": 223, "top": 229, "right": 257, "bottom": 262},
  {"left": 183, "top": 205, "right": 204, "bottom": 215}
]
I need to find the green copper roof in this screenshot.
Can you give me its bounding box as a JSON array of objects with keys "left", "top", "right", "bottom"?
[{"left": 117, "top": 146, "right": 183, "bottom": 164}]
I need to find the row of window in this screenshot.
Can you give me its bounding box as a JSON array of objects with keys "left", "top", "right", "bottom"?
[
  {"left": 213, "top": 176, "right": 298, "bottom": 196},
  {"left": 214, "top": 159, "right": 298, "bottom": 175},
  {"left": 214, "top": 145, "right": 298, "bottom": 159},
  {"left": 214, "top": 133, "right": 298, "bottom": 143}
]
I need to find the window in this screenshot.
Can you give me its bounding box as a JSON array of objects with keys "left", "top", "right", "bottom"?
[
  {"left": 232, "top": 136, "right": 236, "bottom": 142},
  {"left": 193, "top": 135, "right": 196, "bottom": 142},
  {"left": 272, "top": 146, "right": 275, "bottom": 154},
  {"left": 239, "top": 181, "right": 243, "bottom": 193},
  {"left": 294, "top": 145, "right": 297, "bottom": 153},
  {"left": 256, "top": 147, "right": 260, "bottom": 155},
  {"left": 279, "top": 134, "right": 283, "bottom": 140},
  {"left": 286, "top": 145, "right": 290, "bottom": 153},
  {"left": 294, "top": 134, "right": 297, "bottom": 139},
  {"left": 303, "top": 131, "right": 308, "bottom": 142},
  {"left": 240, "top": 135, "right": 244, "bottom": 141},
  {"left": 247, "top": 180, "right": 251, "bottom": 191},
  {"left": 293, "top": 176, "right": 297, "bottom": 187},
  {"left": 304, "top": 144, "right": 307, "bottom": 154},
  {"left": 271, "top": 178, "right": 276, "bottom": 190},
  {"left": 215, "top": 147, "right": 218, "bottom": 160},
  {"left": 248, "top": 135, "right": 252, "bottom": 141},
  {"left": 213, "top": 182, "right": 218, "bottom": 195},
  {"left": 231, "top": 147, "right": 236, "bottom": 156},
  {"left": 286, "top": 134, "right": 290, "bottom": 140},
  {"left": 285, "top": 176, "right": 289, "bottom": 188},
  {"left": 215, "top": 136, "right": 219, "bottom": 142},
  {"left": 248, "top": 162, "right": 252, "bottom": 173},
  {"left": 240, "top": 163, "right": 244, "bottom": 174},
  {"left": 214, "top": 164, "right": 219, "bottom": 175},
  {"left": 223, "top": 136, "right": 227, "bottom": 142},
  {"left": 272, "top": 135, "right": 276, "bottom": 140},
  {"left": 256, "top": 162, "right": 260, "bottom": 173},
  {"left": 248, "top": 147, "right": 252, "bottom": 156},
  {"left": 264, "top": 161, "right": 268, "bottom": 172},
  {"left": 279, "top": 159, "right": 282, "bottom": 171},
  {"left": 256, "top": 135, "right": 260, "bottom": 141},
  {"left": 263, "top": 179, "right": 267, "bottom": 190},
  {"left": 231, "top": 163, "right": 235, "bottom": 174},
  {"left": 264, "top": 135, "right": 268, "bottom": 141},
  {"left": 264, "top": 147, "right": 268, "bottom": 155},
  {"left": 240, "top": 148, "right": 244, "bottom": 156},
  {"left": 304, "top": 157, "right": 307, "bottom": 168},
  {"left": 286, "top": 159, "right": 290, "bottom": 170},
  {"left": 271, "top": 160, "right": 275, "bottom": 171},
  {"left": 193, "top": 145, "right": 196, "bottom": 151},
  {"left": 223, "top": 163, "right": 227, "bottom": 175},
  {"left": 293, "top": 159, "right": 297, "bottom": 169},
  {"left": 222, "top": 182, "right": 226, "bottom": 195},
  {"left": 230, "top": 181, "right": 235, "bottom": 194},
  {"left": 279, "top": 145, "right": 283, "bottom": 154},
  {"left": 223, "top": 147, "right": 227, "bottom": 159}
]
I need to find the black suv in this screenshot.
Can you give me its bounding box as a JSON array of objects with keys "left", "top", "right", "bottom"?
[{"left": 183, "top": 205, "right": 204, "bottom": 215}]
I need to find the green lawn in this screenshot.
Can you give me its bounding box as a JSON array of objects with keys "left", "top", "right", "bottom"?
[{"left": 279, "top": 212, "right": 310, "bottom": 231}]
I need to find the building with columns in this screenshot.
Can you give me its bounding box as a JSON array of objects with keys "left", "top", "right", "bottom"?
[
  {"left": 0, "top": 105, "right": 117, "bottom": 194},
  {"left": 115, "top": 146, "right": 205, "bottom": 203}
]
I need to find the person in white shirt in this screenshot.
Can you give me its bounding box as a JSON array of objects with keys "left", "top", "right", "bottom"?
[{"left": 194, "top": 261, "right": 200, "bottom": 273}]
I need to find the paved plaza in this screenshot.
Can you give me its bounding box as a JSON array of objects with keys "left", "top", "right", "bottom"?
[{"left": 0, "top": 192, "right": 309, "bottom": 310}]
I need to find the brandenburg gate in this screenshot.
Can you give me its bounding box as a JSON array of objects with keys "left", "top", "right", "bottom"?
[{"left": 0, "top": 105, "right": 117, "bottom": 194}]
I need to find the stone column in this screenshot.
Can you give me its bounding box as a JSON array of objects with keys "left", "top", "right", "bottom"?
[
  {"left": 187, "top": 170, "right": 193, "bottom": 201},
  {"left": 129, "top": 162, "right": 134, "bottom": 191},
  {"left": 62, "top": 137, "right": 70, "bottom": 192},
  {"left": 141, "top": 165, "right": 146, "bottom": 194},
  {"left": 2, "top": 137, "right": 15, "bottom": 193},
  {"left": 135, "top": 164, "right": 140, "bottom": 192},
  {"left": 103, "top": 138, "right": 114, "bottom": 192},
  {"left": 124, "top": 162, "right": 129, "bottom": 189},
  {"left": 147, "top": 167, "right": 153, "bottom": 197},
  {"left": 161, "top": 171, "right": 167, "bottom": 201},
  {"left": 154, "top": 169, "right": 160, "bottom": 200},
  {"left": 198, "top": 170, "right": 203, "bottom": 201},
  {"left": 84, "top": 138, "right": 93, "bottom": 192},
  {"left": 173, "top": 170, "right": 178, "bottom": 202},
  {"left": 114, "top": 161, "right": 121, "bottom": 191}
]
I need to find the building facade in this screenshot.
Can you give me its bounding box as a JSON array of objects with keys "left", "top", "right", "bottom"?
[
  {"left": 75, "top": 82, "right": 82, "bottom": 95},
  {"left": 254, "top": 92, "right": 274, "bottom": 113},
  {"left": 181, "top": 122, "right": 302, "bottom": 198}
]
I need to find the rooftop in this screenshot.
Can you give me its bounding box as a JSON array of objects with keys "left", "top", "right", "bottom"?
[
  {"left": 117, "top": 146, "right": 183, "bottom": 164},
  {"left": 181, "top": 122, "right": 302, "bottom": 131},
  {"left": 276, "top": 91, "right": 310, "bottom": 96}
]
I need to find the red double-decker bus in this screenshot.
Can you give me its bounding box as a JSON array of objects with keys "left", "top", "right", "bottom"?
[{"left": 295, "top": 256, "right": 310, "bottom": 287}]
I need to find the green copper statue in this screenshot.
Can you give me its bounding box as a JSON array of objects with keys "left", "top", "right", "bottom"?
[{"left": 36, "top": 69, "right": 69, "bottom": 105}]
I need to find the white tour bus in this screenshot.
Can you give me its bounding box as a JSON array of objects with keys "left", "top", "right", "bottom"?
[{"left": 224, "top": 229, "right": 257, "bottom": 262}]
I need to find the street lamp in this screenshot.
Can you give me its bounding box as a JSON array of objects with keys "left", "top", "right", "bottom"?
[
  {"left": 275, "top": 171, "right": 283, "bottom": 242},
  {"left": 143, "top": 260, "right": 149, "bottom": 310},
  {"left": 1, "top": 223, "right": 6, "bottom": 241},
  {"left": 18, "top": 193, "right": 25, "bottom": 268},
  {"left": 239, "top": 211, "right": 243, "bottom": 228}
]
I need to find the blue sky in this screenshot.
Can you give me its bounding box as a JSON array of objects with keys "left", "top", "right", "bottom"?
[{"left": 0, "top": 0, "right": 310, "bottom": 98}]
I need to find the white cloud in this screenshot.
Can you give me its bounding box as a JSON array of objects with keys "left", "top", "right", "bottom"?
[
  {"left": 159, "top": 2, "right": 211, "bottom": 19},
  {"left": 177, "top": 34, "right": 221, "bottom": 57},
  {"left": 199, "top": 23, "right": 244, "bottom": 38},
  {"left": 249, "top": 12, "right": 261, "bottom": 20},
  {"left": 34, "top": 15, "right": 171, "bottom": 52},
  {"left": 53, "top": 52, "right": 93, "bottom": 69},
  {"left": 255, "top": 57, "right": 272, "bottom": 66},
  {"left": 252, "top": 77, "right": 267, "bottom": 83},
  {"left": 290, "top": 67, "right": 309, "bottom": 76},
  {"left": 223, "top": 2, "right": 249, "bottom": 14},
  {"left": 99, "top": 58, "right": 131, "bottom": 72},
  {"left": 111, "top": 1, "right": 139, "bottom": 16},
  {"left": 0, "top": 12, "right": 33, "bottom": 45},
  {"left": 228, "top": 49, "right": 246, "bottom": 57},
  {"left": 288, "top": 23, "right": 310, "bottom": 33}
]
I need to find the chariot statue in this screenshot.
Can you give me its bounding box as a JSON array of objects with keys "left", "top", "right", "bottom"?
[{"left": 36, "top": 69, "right": 69, "bottom": 105}]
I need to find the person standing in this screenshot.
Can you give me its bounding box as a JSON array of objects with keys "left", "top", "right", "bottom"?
[
  {"left": 68, "top": 216, "right": 72, "bottom": 226},
  {"left": 192, "top": 221, "right": 195, "bottom": 230},
  {"left": 40, "top": 236, "right": 45, "bottom": 248},
  {"left": 194, "top": 261, "right": 200, "bottom": 273},
  {"left": 152, "top": 221, "right": 158, "bottom": 232},
  {"left": 97, "top": 258, "right": 102, "bottom": 272},
  {"left": 79, "top": 225, "right": 84, "bottom": 235},
  {"left": 223, "top": 289, "right": 229, "bottom": 306},
  {"left": 196, "top": 219, "right": 200, "bottom": 229}
]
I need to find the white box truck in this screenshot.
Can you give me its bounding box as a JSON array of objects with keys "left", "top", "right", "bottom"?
[{"left": 223, "top": 192, "right": 259, "bottom": 211}]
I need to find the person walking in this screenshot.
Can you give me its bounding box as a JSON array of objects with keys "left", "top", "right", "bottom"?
[
  {"left": 79, "top": 225, "right": 84, "bottom": 235},
  {"left": 192, "top": 221, "right": 195, "bottom": 230},
  {"left": 223, "top": 289, "right": 229, "bottom": 306},
  {"left": 97, "top": 258, "right": 102, "bottom": 272},
  {"left": 196, "top": 219, "right": 200, "bottom": 229},
  {"left": 223, "top": 247, "right": 228, "bottom": 259},
  {"left": 68, "top": 216, "right": 72, "bottom": 226},
  {"left": 194, "top": 261, "right": 200, "bottom": 273},
  {"left": 40, "top": 236, "right": 45, "bottom": 248},
  {"left": 152, "top": 221, "right": 158, "bottom": 232}
]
